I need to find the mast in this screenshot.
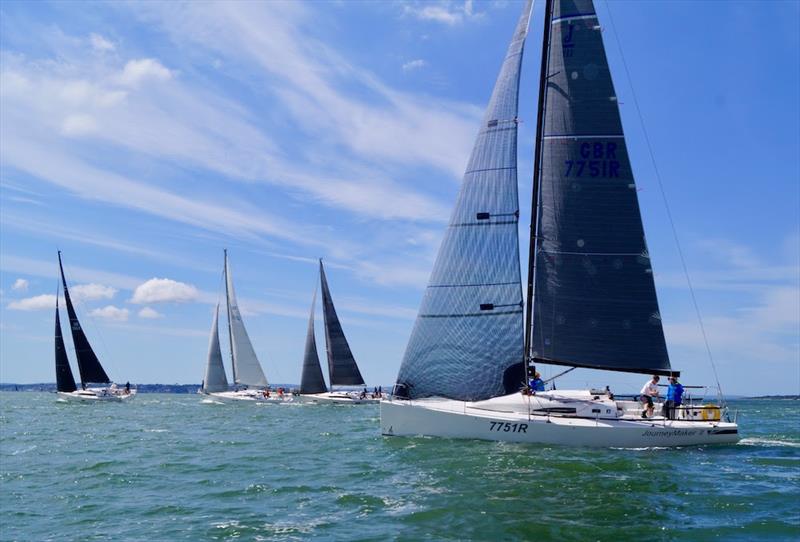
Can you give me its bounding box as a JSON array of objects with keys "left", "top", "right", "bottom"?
[
  {"left": 223, "top": 249, "right": 236, "bottom": 385},
  {"left": 524, "top": 0, "right": 554, "bottom": 377}
]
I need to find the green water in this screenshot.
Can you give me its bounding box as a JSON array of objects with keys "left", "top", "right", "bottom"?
[{"left": 1, "top": 394, "right": 798, "bottom": 541}]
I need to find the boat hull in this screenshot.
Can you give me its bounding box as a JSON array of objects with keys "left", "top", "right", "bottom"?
[
  {"left": 295, "top": 392, "right": 380, "bottom": 405},
  {"left": 380, "top": 394, "right": 740, "bottom": 448},
  {"left": 204, "top": 390, "right": 292, "bottom": 403},
  {"left": 57, "top": 388, "right": 137, "bottom": 403}
]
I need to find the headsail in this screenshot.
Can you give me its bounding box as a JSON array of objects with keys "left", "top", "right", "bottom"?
[
  {"left": 224, "top": 251, "right": 268, "bottom": 388},
  {"left": 529, "top": 0, "right": 671, "bottom": 375},
  {"left": 395, "top": 0, "right": 533, "bottom": 401},
  {"left": 58, "top": 251, "right": 110, "bottom": 385},
  {"left": 299, "top": 288, "right": 327, "bottom": 394},
  {"left": 202, "top": 304, "right": 229, "bottom": 393},
  {"left": 54, "top": 291, "right": 77, "bottom": 393},
  {"left": 319, "top": 260, "right": 364, "bottom": 387}
]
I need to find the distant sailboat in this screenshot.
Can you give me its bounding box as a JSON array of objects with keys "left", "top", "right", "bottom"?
[
  {"left": 381, "top": 0, "right": 738, "bottom": 447},
  {"left": 55, "top": 251, "right": 135, "bottom": 402},
  {"left": 200, "top": 250, "right": 288, "bottom": 403},
  {"left": 296, "top": 260, "right": 377, "bottom": 404}
]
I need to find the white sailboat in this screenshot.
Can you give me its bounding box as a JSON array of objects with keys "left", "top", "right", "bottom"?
[
  {"left": 381, "top": 0, "right": 739, "bottom": 447},
  {"left": 55, "top": 251, "right": 136, "bottom": 402},
  {"left": 200, "top": 250, "right": 290, "bottom": 403},
  {"left": 295, "top": 260, "right": 378, "bottom": 404}
]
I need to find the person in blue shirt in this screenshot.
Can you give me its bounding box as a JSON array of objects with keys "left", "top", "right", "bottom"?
[
  {"left": 529, "top": 372, "right": 545, "bottom": 393},
  {"left": 663, "top": 376, "right": 684, "bottom": 420}
]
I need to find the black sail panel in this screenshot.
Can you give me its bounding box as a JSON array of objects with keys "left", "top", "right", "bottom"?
[
  {"left": 300, "top": 289, "right": 327, "bottom": 394},
  {"left": 58, "top": 252, "right": 111, "bottom": 384},
  {"left": 530, "top": 0, "right": 671, "bottom": 375},
  {"left": 55, "top": 294, "right": 77, "bottom": 393},
  {"left": 319, "top": 261, "right": 365, "bottom": 387}
]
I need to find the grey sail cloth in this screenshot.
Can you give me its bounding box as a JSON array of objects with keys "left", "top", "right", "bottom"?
[
  {"left": 530, "top": 0, "right": 671, "bottom": 375},
  {"left": 55, "top": 293, "right": 77, "bottom": 393},
  {"left": 394, "top": 0, "right": 532, "bottom": 401},
  {"left": 319, "top": 260, "right": 365, "bottom": 386},
  {"left": 202, "top": 304, "right": 229, "bottom": 393},
  {"left": 299, "top": 289, "right": 327, "bottom": 394},
  {"left": 224, "top": 254, "right": 268, "bottom": 388},
  {"left": 58, "top": 251, "right": 111, "bottom": 385}
]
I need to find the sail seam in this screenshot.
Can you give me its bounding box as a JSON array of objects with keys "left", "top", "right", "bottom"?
[
  {"left": 552, "top": 13, "right": 597, "bottom": 24},
  {"left": 465, "top": 166, "right": 516, "bottom": 175},
  {"left": 541, "top": 250, "right": 646, "bottom": 256},
  {"left": 420, "top": 309, "right": 523, "bottom": 319},
  {"left": 449, "top": 220, "right": 517, "bottom": 228},
  {"left": 428, "top": 281, "right": 519, "bottom": 289},
  {"left": 543, "top": 134, "right": 623, "bottom": 139}
]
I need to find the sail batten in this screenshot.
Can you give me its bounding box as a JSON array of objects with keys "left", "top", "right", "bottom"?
[
  {"left": 54, "top": 291, "right": 77, "bottom": 393},
  {"left": 395, "top": 0, "right": 533, "bottom": 401},
  {"left": 300, "top": 288, "right": 327, "bottom": 394},
  {"left": 320, "top": 260, "right": 365, "bottom": 387},
  {"left": 224, "top": 252, "right": 268, "bottom": 388},
  {"left": 58, "top": 251, "right": 111, "bottom": 385},
  {"left": 530, "top": 0, "right": 671, "bottom": 374},
  {"left": 202, "top": 304, "right": 229, "bottom": 393}
]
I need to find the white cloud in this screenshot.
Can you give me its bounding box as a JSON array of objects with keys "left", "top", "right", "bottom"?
[
  {"left": 130, "top": 278, "right": 199, "bottom": 304},
  {"left": 61, "top": 113, "right": 98, "bottom": 136},
  {"left": 90, "top": 305, "right": 129, "bottom": 321},
  {"left": 90, "top": 33, "right": 115, "bottom": 52},
  {"left": 71, "top": 283, "right": 117, "bottom": 302},
  {"left": 402, "top": 59, "right": 427, "bottom": 72},
  {"left": 11, "top": 278, "right": 28, "bottom": 291},
  {"left": 137, "top": 306, "right": 164, "bottom": 319},
  {"left": 117, "top": 58, "right": 173, "bottom": 87},
  {"left": 7, "top": 294, "right": 55, "bottom": 311},
  {"left": 402, "top": 1, "right": 483, "bottom": 25}
]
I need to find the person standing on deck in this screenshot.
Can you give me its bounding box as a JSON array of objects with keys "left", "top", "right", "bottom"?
[
  {"left": 663, "top": 377, "right": 684, "bottom": 420},
  {"left": 640, "top": 375, "right": 660, "bottom": 418}
]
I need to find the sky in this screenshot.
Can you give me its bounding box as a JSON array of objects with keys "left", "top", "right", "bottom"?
[{"left": 0, "top": 0, "right": 798, "bottom": 396}]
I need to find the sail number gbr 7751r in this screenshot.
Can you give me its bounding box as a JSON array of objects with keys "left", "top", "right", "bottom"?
[
  {"left": 563, "top": 141, "right": 621, "bottom": 178},
  {"left": 489, "top": 421, "right": 528, "bottom": 433}
]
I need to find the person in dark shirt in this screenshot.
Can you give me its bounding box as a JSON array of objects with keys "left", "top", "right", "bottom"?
[{"left": 663, "top": 376, "right": 685, "bottom": 420}]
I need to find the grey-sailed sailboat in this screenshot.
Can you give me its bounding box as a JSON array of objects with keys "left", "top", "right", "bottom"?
[
  {"left": 295, "top": 260, "right": 377, "bottom": 404},
  {"left": 55, "top": 251, "right": 136, "bottom": 402},
  {"left": 200, "top": 250, "right": 288, "bottom": 403},
  {"left": 381, "top": 0, "right": 739, "bottom": 447}
]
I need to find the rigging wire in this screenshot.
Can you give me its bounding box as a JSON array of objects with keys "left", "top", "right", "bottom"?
[{"left": 602, "top": 1, "right": 724, "bottom": 403}]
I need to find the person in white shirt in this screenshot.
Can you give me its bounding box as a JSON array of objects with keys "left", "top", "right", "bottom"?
[{"left": 640, "top": 375, "right": 660, "bottom": 418}]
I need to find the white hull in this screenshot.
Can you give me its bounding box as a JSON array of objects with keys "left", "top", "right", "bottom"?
[
  {"left": 380, "top": 391, "right": 739, "bottom": 448},
  {"left": 57, "top": 388, "right": 137, "bottom": 403},
  {"left": 204, "top": 390, "right": 293, "bottom": 403},
  {"left": 295, "top": 392, "right": 380, "bottom": 405}
]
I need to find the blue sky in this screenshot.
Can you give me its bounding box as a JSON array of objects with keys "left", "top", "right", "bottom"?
[{"left": 0, "top": 0, "right": 797, "bottom": 396}]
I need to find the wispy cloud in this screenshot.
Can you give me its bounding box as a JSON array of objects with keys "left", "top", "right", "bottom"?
[
  {"left": 130, "top": 278, "right": 198, "bottom": 304},
  {"left": 89, "top": 33, "right": 115, "bottom": 52},
  {"left": 90, "top": 304, "right": 129, "bottom": 321},
  {"left": 402, "top": 1, "right": 483, "bottom": 26},
  {"left": 402, "top": 59, "right": 427, "bottom": 72},
  {"left": 70, "top": 283, "right": 117, "bottom": 302},
  {"left": 11, "top": 278, "right": 28, "bottom": 292},
  {"left": 137, "top": 306, "right": 163, "bottom": 319},
  {"left": 7, "top": 294, "right": 55, "bottom": 311}
]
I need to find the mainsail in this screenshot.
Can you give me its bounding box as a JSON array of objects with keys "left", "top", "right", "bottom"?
[
  {"left": 319, "top": 260, "right": 364, "bottom": 387},
  {"left": 224, "top": 251, "right": 268, "bottom": 388},
  {"left": 202, "top": 304, "right": 229, "bottom": 393},
  {"left": 299, "top": 288, "right": 327, "bottom": 394},
  {"left": 58, "top": 251, "right": 110, "bottom": 385},
  {"left": 529, "top": 0, "right": 671, "bottom": 375},
  {"left": 395, "top": 0, "right": 533, "bottom": 401},
  {"left": 54, "top": 291, "right": 77, "bottom": 393}
]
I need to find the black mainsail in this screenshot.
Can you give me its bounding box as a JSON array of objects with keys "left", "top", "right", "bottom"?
[
  {"left": 299, "top": 288, "right": 327, "bottom": 394},
  {"left": 58, "top": 251, "right": 111, "bottom": 385},
  {"left": 395, "top": 0, "right": 533, "bottom": 401},
  {"left": 528, "top": 0, "right": 672, "bottom": 376},
  {"left": 319, "top": 260, "right": 365, "bottom": 387},
  {"left": 54, "top": 290, "right": 77, "bottom": 393}
]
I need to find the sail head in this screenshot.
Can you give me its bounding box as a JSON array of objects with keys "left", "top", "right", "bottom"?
[
  {"left": 58, "top": 252, "right": 111, "bottom": 385},
  {"left": 394, "top": 0, "right": 533, "bottom": 401},
  {"left": 203, "top": 304, "right": 229, "bottom": 392},
  {"left": 530, "top": 0, "right": 671, "bottom": 375},
  {"left": 299, "top": 289, "right": 327, "bottom": 394},
  {"left": 54, "top": 293, "right": 77, "bottom": 393},
  {"left": 319, "top": 261, "right": 365, "bottom": 387}
]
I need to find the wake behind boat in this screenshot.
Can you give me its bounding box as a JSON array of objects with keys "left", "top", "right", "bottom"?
[
  {"left": 381, "top": 0, "right": 738, "bottom": 447},
  {"left": 55, "top": 251, "right": 136, "bottom": 403}
]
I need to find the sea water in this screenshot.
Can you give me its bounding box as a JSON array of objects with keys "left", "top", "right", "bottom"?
[{"left": 1, "top": 393, "right": 798, "bottom": 541}]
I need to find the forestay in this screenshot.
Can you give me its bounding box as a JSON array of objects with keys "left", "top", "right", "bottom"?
[
  {"left": 319, "top": 260, "right": 364, "bottom": 387},
  {"left": 395, "top": 0, "right": 533, "bottom": 401},
  {"left": 530, "top": 0, "right": 671, "bottom": 375},
  {"left": 202, "top": 304, "right": 229, "bottom": 393},
  {"left": 224, "top": 254, "right": 268, "bottom": 388},
  {"left": 300, "top": 289, "right": 327, "bottom": 394}
]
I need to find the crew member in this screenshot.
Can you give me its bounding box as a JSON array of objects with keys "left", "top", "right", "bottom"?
[
  {"left": 664, "top": 376, "right": 684, "bottom": 420},
  {"left": 640, "top": 375, "right": 660, "bottom": 418}
]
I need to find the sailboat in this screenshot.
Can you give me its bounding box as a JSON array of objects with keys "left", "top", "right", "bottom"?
[
  {"left": 381, "top": 0, "right": 739, "bottom": 447},
  {"left": 200, "top": 250, "right": 289, "bottom": 403},
  {"left": 295, "top": 260, "right": 377, "bottom": 404},
  {"left": 55, "top": 251, "right": 136, "bottom": 402}
]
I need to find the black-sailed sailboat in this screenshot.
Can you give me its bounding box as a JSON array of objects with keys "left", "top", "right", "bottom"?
[
  {"left": 55, "top": 251, "right": 135, "bottom": 402},
  {"left": 381, "top": 0, "right": 738, "bottom": 446},
  {"left": 296, "top": 260, "right": 377, "bottom": 404}
]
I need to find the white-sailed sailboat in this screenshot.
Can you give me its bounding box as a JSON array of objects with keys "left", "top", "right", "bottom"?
[
  {"left": 55, "top": 251, "right": 136, "bottom": 402},
  {"left": 295, "top": 260, "right": 378, "bottom": 404},
  {"left": 200, "top": 250, "right": 289, "bottom": 403},
  {"left": 381, "top": 0, "right": 739, "bottom": 447}
]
